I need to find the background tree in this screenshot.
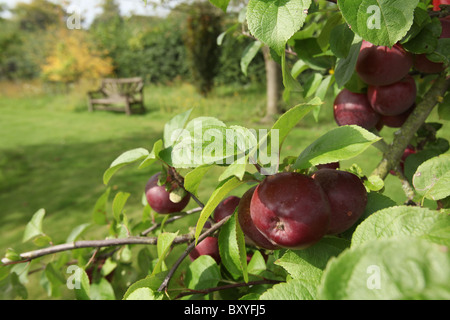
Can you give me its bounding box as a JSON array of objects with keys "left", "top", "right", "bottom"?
[
  {"left": 183, "top": 1, "right": 223, "bottom": 96},
  {"left": 40, "top": 29, "right": 114, "bottom": 85}
]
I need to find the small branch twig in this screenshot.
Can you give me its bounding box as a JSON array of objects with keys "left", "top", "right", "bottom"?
[
  {"left": 140, "top": 207, "right": 202, "bottom": 236},
  {"left": 174, "top": 279, "right": 281, "bottom": 299},
  {"left": 1, "top": 234, "right": 195, "bottom": 266},
  {"left": 158, "top": 214, "right": 232, "bottom": 293}
]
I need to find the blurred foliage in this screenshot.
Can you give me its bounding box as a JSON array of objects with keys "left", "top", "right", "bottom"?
[
  {"left": 41, "top": 29, "right": 114, "bottom": 83},
  {"left": 0, "top": 0, "right": 265, "bottom": 88}
]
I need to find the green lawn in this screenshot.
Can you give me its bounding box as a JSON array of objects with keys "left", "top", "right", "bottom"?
[{"left": 0, "top": 80, "right": 445, "bottom": 299}]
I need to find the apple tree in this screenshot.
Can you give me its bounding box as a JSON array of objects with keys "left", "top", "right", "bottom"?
[{"left": 1, "top": 0, "right": 450, "bottom": 301}]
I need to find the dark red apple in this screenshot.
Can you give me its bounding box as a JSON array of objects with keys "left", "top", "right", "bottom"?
[
  {"left": 214, "top": 196, "right": 240, "bottom": 223},
  {"left": 237, "top": 187, "right": 279, "bottom": 250},
  {"left": 367, "top": 75, "right": 417, "bottom": 116},
  {"left": 312, "top": 169, "right": 367, "bottom": 235},
  {"left": 378, "top": 104, "right": 415, "bottom": 128},
  {"left": 145, "top": 173, "right": 190, "bottom": 214},
  {"left": 316, "top": 162, "right": 340, "bottom": 170},
  {"left": 356, "top": 41, "right": 413, "bottom": 86},
  {"left": 414, "top": 18, "right": 450, "bottom": 73},
  {"left": 189, "top": 237, "right": 221, "bottom": 264},
  {"left": 249, "top": 172, "right": 330, "bottom": 249},
  {"left": 333, "top": 88, "right": 380, "bottom": 129}
]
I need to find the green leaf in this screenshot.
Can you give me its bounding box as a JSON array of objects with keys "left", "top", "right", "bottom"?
[
  {"left": 167, "top": 116, "right": 230, "bottom": 168},
  {"left": 275, "top": 236, "right": 350, "bottom": 281},
  {"left": 236, "top": 218, "right": 248, "bottom": 282},
  {"left": 43, "top": 263, "right": 65, "bottom": 297},
  {"left": 195, "top": 177, "right": 246, "bottom": 243},
  {"left": 334, "top": 38, "right": 362, "bottom": 88},
  {"left": 185, "top": 255, "right": 221, "bottom": 290},
  {"left": 103, "top": 148, "right": 149, "bottom": 185},
  {"left": 208, "top": 0, "right": 230, "bottom": 12},
  {"left": 270, "top": 97, "right": 323, "bottom": 149},
  {"left": 184, "top": 164, "right": 214, "bottom": 197},
  {"left": 281, "top": 52, "right": 303, "bottom": 95},
  {"left": 319, "top": 237, "right": 450, "bottom": 299},
  {"left": 152, "top": 232, "right": 179, "bottom": 276},
  {"left": 122, "top": 272, "right": 167, "bottom": 300},
  {"left": 364, "top": 174, "right": 384, "bottom": 191},
  {"left": 402, "top": 17, "right": 441, "bottom": 54},
  {"left": 112, "top": 192, "right": 130, "bottom": 222},
  {"left": 92, "top": 187, "right": 110, "bottom": 225},
  {"left": 125, "top": 287, "right": 164, "bottom": 300},
  {"left": 412, "top": 154, "right": 450, "bottom": 201},
  {"left": 427, "top": 38, "right": 450, "bottom": 65},
  {"left": 317, "top": 12, "right": 344, "bottom": 50},
  {"left": 337, "top": 0, "right": 419, "bottom": 47},
  {"left": 90, "top": 278, "right": 115, "bottom": 300},
  {"left": 241, "top": 40, "right": 263, "bottom": 76},
  {"left": 341, "top": 191, "right": 397, "bottom": 238},
  {"left": 219, "top": 214, "right": 244, "bottom": 278},
  {"left": 163, "top": 108, "right": 193, "bottom": 148},
  {"left": 293, "top": 38, "right": 336, "bottom": 70},
  {"left": 4, "top": 248, "right": 21, "bottom": 262},
  {"left": 66, "top": 223, "right": 91, "bottom": 243},
  {"left": 438, "top": 92, "right": 450, "bottom": 120},
  {"left": 302, "top": 73, "right": 323, "bottom": 98},
  {"left": 247, "top": 0, "right": 312, "bottom": 55},
  {"left": 329, "top": 23, "right": 355, "bottom": 58},
  {"left": 259, "top": 278, "right": 318, "bottom": 300},
  {"left": 247, "top": 250, "right": 267, "bottom": 275},
  {"left": 23, "top": 208, "right": 46, "bottom": 243},
  {"left": 138, "top": 139, "right": 164, "bottom": 169},
  {"left": 293, "top": 125, "right": 381, "bottom": 170},
  {"left": 351, "top": 206, "right": 450, "bottom": 247},
  {"left": 218, "top": 161, "right": 247, "bottom": 182}
]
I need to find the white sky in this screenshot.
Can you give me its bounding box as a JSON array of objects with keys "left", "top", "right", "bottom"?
[{"left": 0, "top": 0, "right": 171, "bottom": 25}]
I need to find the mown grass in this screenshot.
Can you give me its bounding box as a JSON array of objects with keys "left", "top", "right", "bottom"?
[{"left": 0, "top": 80, "right": 446, "bottom": 299}]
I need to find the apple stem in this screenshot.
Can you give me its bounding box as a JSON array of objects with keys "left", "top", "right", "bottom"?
[{"left": 371, "top": 73, "right": 450, "bottom": 180}]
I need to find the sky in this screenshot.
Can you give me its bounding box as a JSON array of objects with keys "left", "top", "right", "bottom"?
[{"left": 0, "top": 0, "right": 172, "bottom": 25}]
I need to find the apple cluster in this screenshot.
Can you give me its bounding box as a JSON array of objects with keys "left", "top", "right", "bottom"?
[
  {"left": 239, "top": 169, "right": 367, "bottom": 250},
  {"left": 188, "top": 167, "right": 368, "bottom": 261},
  {"left": 334, "top": 18, "right": 449, "bottom": 131}
]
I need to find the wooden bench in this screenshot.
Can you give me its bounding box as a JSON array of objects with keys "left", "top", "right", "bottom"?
[{"left": 87, "top": 77, "right": 145, "bottom": 115}]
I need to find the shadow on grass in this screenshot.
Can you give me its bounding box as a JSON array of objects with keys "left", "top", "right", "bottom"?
[{"left": 0, "top": 130, "right": 164, "bottom": 255}]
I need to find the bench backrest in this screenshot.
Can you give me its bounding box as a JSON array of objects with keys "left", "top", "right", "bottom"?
[{"left": 101, "top": 77, "right": 143, "bottom": 97}]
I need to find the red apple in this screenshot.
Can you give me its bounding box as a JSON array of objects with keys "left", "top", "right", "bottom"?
[
  {"left": 237, "top": 187, "right": 279, "bottom": 250},
  {"left": 189, "top": 237, "right": 221, "bottom": 264},
  {"left": 312, "top": 169, "right": 367, "bottom": 235},
  {"left": 367, "top": 75, "right": 417, "bottom": 116},
  {"left": 378, "top": 104, "right": 415, "bottom": 128},
  {"left": 316, "top": 162, "right": 340, "bottom": 170},
  {"left": 214, "top": 196, "right": 240, "bottom": 223},
  {"left": 145, "top": 173, "right": 190, "bottom": 214},
  {"left": 333, "top": 88, "right": 380, "bottom": 129},
  {"left": 356, "top": 41, "right": 413, "bottom": 86},
  {"left": 249, "top": 172, "right": 330, "bottom": 249}
]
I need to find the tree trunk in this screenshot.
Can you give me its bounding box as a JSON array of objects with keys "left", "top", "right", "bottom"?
[{"left": 261, "top": 45, "right": 282, "bottom": 123}]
